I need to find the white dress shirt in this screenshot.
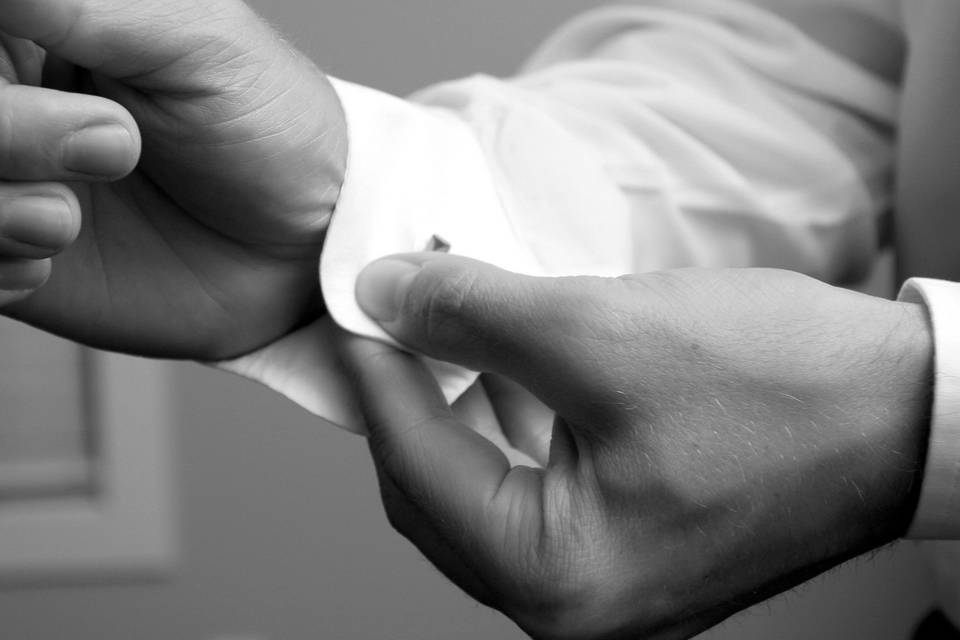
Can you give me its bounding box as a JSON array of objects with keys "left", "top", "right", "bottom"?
[
  {"left": 900, "top": 279, "right": 960, "bottom": 539},
  {"left": 220, "top": 0, "right": 960, "bottom": 551},
  {"left": 221, "top": 0, "right": 895, "bottom": 428}
]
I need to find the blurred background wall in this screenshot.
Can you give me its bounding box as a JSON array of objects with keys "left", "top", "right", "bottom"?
[{"left": 0, "top": 1, "right": 937, "bottom": 639}]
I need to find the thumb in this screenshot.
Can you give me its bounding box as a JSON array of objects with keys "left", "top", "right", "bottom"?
[
  {"left": 356, "top": 253, "right": 622, "bottom": 412},
  {"left": 0, "top": 0, "right": 263, "bottom": 78}
]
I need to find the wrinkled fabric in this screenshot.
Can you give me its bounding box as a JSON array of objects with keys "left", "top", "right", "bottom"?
[{"left": 221, "top": 0, "right": 895, "bottom": 434}]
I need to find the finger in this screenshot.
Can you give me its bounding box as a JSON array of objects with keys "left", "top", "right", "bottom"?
[
  {"left": 0, "top": 183, "right": 81, "bottom": 258},
  {"left": 0, "top": 0, "right": 266, "bottom": 79},
  {"left": 0, "top": 256, "right": 50, "bottom": 307},
  {"left": 372, "top": 464, "right": 500, "bottom": 609},
  {"left": 451, "top": 380, "right": 542, "bottom": 468},
  {"left": 481, "top": 374, "right": 553, "bottom": 467},
  {"left": 0, "top": 84, "right": 139, "bottom": 180},
  {"left": 337, "top": 333, "right": 540, "bottom": 554},
  {"left": 0, "top": 33, "right": 45, "bottom": 85},
  {"left": 355, "top": 253, "right": 625, "bottom": 418}
]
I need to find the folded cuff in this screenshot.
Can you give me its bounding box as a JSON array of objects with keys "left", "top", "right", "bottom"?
[{"left": 900, "top": 278, "right": 960, "bottom": 539}]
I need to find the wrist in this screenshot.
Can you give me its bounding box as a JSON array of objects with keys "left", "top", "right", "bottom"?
[
  {"left": 705, "top": 294, "right": 935, "bottom": 614},
  {"left": 843, "top": 298, "right": 933, "bottom": 546}
]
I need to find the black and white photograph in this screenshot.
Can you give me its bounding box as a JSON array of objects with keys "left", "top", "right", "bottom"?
[{"left": 0, "top": 1, "right": 953, "bottom": 638}]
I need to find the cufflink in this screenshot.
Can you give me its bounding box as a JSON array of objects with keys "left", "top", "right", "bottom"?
[{"left": 424, "top": 234, "right": 451, "bottom": 253}]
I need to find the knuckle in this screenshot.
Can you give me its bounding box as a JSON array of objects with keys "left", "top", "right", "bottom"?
[
  {"left": 418, "top": 266, "right": 478, "bottom": 319},
  {"left": 365, "top": 416, "right": 421, "bottom": 475},
  {"left": 408, "top": 265, "right": 483, "bottom": 347},
  {"left": 0, "top": 87, "right": 68, "bottom": 178},
  {"left": 30, "top": 2, "right": 84, "bottom": 53}
]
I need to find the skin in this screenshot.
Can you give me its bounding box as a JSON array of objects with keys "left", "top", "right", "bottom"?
[
  {"left": 340, "top": 253, "right": 933, "bottom": 640},
  {"left": 0, "top": 2, "right": 931, "bottom": 633},
  {"left": 0, "top": 0, "right": 346, "bottom": 359}
]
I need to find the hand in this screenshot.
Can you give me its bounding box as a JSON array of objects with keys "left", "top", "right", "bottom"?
[
  {"left": 0, "top": 0, "right": 345, "bottom": 359},
  {"left": 450, "top": 374, "right": 554, "bottom": 469},
  {"left": 339, "top": 254, "right": 933, "bottom": 640}
]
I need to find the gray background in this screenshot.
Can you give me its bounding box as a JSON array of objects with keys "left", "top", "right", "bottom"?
[{"left": 0, "top": 2, "right": 938, "bottom": 639}]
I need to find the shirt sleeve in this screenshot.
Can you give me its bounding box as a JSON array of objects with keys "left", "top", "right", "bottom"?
[
  {"left": 218, "top": 0, "right": 899, "bottom": 433},
  {"left": 899, "top": 278, "right": 960, "bottom": 539}
]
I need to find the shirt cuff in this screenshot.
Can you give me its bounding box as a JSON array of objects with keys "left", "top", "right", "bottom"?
[
  {"left": 216, "top": 78, "right": 534, "bottom": 432},
  {"left": 899, "top": 278, "right": 960, "bottom": 539},
  {"left": 320, "top": 78, "right": 544, "bottom": 339}
]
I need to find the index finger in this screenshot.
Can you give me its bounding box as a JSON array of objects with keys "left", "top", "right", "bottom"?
[{"left": 337, "top": 332, "right": 518, "bottom": 546}]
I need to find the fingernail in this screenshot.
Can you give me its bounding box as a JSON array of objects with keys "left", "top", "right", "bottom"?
[
  {"left": 356, "top": 258, "right": 422, "bottom": 323},
  {"left": 62, "top": 125, "right": 135, "bottom": 177},
  {"left": 0, "top": 197, "right": 72, "bottom": 249}
]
